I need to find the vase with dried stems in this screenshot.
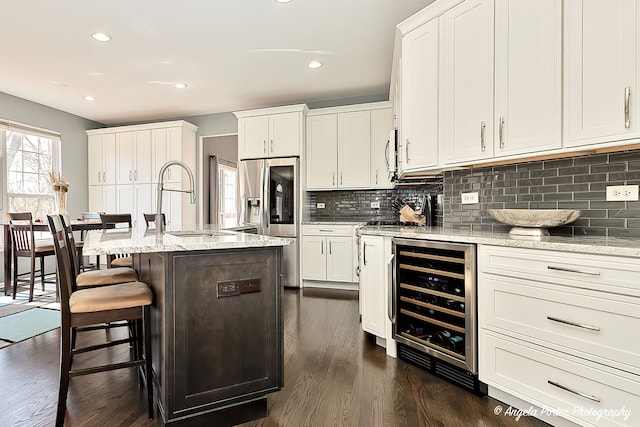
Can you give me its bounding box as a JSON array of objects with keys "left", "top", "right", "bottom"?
[{"left": 49, "top": 171, "right": 69, "bottom": 214}]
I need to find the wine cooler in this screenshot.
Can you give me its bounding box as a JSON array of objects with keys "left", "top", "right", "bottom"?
[{"left": 391, "top": 238, "right": 483, "bottom": 392}]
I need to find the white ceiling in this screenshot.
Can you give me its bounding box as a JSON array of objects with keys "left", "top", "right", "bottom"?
[{"left": 0, "top": 0, "right": 434, "bottom": 125}]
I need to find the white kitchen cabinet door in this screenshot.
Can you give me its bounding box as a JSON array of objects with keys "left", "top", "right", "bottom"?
[
  {"left": 401, "top": 18, "right": 440, "bottom": 170},
  {"left": 152, "top": 127, "right": 182, "bottom": 183},
  {"left": 306, "top": 115, "right": 338, "bottom": 190},
  {"left": 440, "top": 0, "right": 494, "bottom": 164},
  {"left": 88, "top": 185, "right": 116, "bottom": 213},
  {"left": 360, "top": 235, "right": 386, "bottom": 337},
  {"left": 269, "top": 112, "right": 300, "bottom": 157},
  {"left": 301, "top": 236, "right": 327, "bottom": 280},
  {"left": 494, "top": 0, "right": 562, "bottom": 156},
  {"left": 116, "top": 130, "right": 152, "bottom": 185},
  {"left": 565, "top": 0, "right": 640, "bottom": 147},
  {"left": 326, "top": 236, "right": 353, "bottom": 282},
  {"left": 239, "top": 115, "right": 269, "bottom": 159},
  {"left": 337, "top": 111, "right": 371, "bottom": 189},
  {"left": 370, "top": 109, "right": 394, "bottom": 189},
  {"left": 116, "top": 184, "right": 152, "bottom": 227},
  {"left": 88, "top": 133, "right": 116, "bottom": 186},
  {"left": 152, "top": 184, "right": 182, "bottom": 227}
]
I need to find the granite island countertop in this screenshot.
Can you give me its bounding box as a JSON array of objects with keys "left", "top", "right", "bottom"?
[
  {"left": 82, "top": 224, "right": 293, "bottom": 256},
  {"left": 357, "top": 225, "right": 640, "bottom": 258}
]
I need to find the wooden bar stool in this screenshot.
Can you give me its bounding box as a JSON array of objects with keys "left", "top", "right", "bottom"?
[
  {"left": 143, "top": 213, "right": 165, "bottom": 228},
  {"left": 99, "top": 213, "right": 134, "bottom": 268},
  {"left": 47, "top": 214, "right": 154, "bottom": 427},
  {"left": 6, "top": 212, "right": 56, "bottom": 302}
]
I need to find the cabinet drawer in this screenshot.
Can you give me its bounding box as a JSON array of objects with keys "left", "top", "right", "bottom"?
[
  {"left": 480, "top": 245, "right": 640, "bottom": 297},
  {"left": 481, "top": 332, "right": 640, "bottom": 427},
  {"left": 481, "top": 274, "right": 640, "bottom": 375},
  {"left": 302, "top": 224, "right": 354, "bottom": 237}
]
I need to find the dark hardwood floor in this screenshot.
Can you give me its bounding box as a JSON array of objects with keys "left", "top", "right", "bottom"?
[{"left": 0, "top": 288, "right": 550, "bottom": 427}]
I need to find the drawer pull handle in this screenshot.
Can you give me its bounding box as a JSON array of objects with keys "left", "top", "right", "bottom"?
[
  {"left": 547, "top": 265, "right": 600, "bottom": 276},
  {"left": 318, "top": 229, "right": 333, "bottom": 232},
  {"left": 547, "top": 316, "right": 600, "bottom": 331},
  {"left": 547, "top": 380, "right": 601, "bottom": 403}
]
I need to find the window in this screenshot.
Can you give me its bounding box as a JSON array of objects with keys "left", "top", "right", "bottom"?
[
  {"left": 218, "top": 164, "right": 237, "bottom": 227},
  {"left": 1, "top": 121, "right": 61, "bottom": 220}
]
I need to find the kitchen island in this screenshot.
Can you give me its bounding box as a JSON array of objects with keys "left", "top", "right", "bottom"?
[{"left": 83, "top": 226, "right": 292, "bottom": 427}]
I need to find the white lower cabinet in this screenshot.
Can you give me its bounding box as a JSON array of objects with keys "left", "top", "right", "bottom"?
[
  {"left": 301, "top": 224, "right": 357, "bottom": 288},
  {"left": 88, "top": 185, "right": 116, "bottom": 213},
  {"left": 359, "top": 235, "right": 386, "bottom": 337},
  {"left": 479, "top": 245, "right": 640, "bottom": 427},
  {"left": 116, "top": 184, "right": 153, "bottom": 228}
]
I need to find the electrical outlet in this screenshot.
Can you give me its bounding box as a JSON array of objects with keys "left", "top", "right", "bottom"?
[
  {"left": 370, "top": 201, "right": 381, "bottom": 209},
  {"left": 606, "top": 185, "right": 639, "bottom": 201},
  {"left": 461, "top": 192, "right": 479, "bottom": 204},
  {"left": 316, "top": 202, "right": 325, "bottom": 209}
]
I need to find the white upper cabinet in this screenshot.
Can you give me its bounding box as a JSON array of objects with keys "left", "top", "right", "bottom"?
[
  {"left": 564, "top": 0, "right": 640, "bottom": 147},
  {"left": 401, "top": 17, "right": 440, "bottom": 170},
  {"left": 440, "top": 0, "right": 495, "bottom": 164},
  {"left": 88, "top": 133, "right": 116, "bottom": 186},
  {"left": 116, "top": 130, "right": 152, "bottom": 185},
  {"left": 306, "top": 114, "right": 338, "bottom": 189},
  {"left": 152, "top": 127, "right": 183, "bottom": 183},
  {"left": 337, "top": 111, "right": 371, "bottom": 189},
  {"left": 494, "top": 0, "right": 562, "bottom": 156},
  {"left": 235, "top": 105, "right": 307, "bottom": 160},
  {"left": 370, "top": 108, "right": 394, "bottom": 189}
]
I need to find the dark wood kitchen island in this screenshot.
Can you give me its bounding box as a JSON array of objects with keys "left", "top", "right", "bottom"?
[{"left": 83, "top": 226, "right": 291, "bottom": 427}]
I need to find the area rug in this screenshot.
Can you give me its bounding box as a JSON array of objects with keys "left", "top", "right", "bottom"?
[{"left": 0, "top": 307, "right": 60, "bottom": 343}]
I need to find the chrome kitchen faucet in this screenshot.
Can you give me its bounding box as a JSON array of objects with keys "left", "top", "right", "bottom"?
[{"left": 156, "top": 160, "right": 197, "bottom": 233}]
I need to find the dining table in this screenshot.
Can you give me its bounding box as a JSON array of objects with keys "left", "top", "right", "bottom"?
[{"left": 2, "top": 219, "right": 103, "bottom": 296}]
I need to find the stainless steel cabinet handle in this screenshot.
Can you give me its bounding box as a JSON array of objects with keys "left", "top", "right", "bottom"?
[
  {"left": 499, "top": 117, "right": 505, "bottom": 149},
  {"left": 363, "top": 243, "right": 367, "bottom": 266},
  {"left": 263, "top": 140, "right": 266, "bottom": 154},
  {"left": 340, "top": 172, "right": 343, "bottom": 186},
  {"left": 480, "top": 121, "right": 486, "bottom": 152},
  {"left": 321, "top": 240, "right": 324, "bottom": 255},
  {"left": 547, "top": 316, "right": 601, "bottom": 331},
  {"left": 625, "top": 86, "right": 631, "bottom": 129},
  {"left": 129, "top": 170, "right": 132, "bottom": 181},
  {"left": 98, "top": 171, "right": 101, "bottom": 182},
  {"left": 134, "top": 170, "right": 138, "bottom": 181},
  {"left": 329, "top": 241, "right": 332, "bottom": 255},
  {"left": 103, "top": 172, "right": 106, "bottom": 182},
  {"left": 547, "top": 265, "right": 600, "bottom": 276},
  {"left": 406, "top": 139, "right": 410, "bottom": 162},
  {"left": 375, "top": 170, "right": 378, "bottom": 184},
  {"left": 388, "top": 254, "right": 396, "bottom": 322},
  {"left": 270, "top": 139, "right": 273, "bottom": 153},
  {"left": 332, "top": 172, "right": 335, "bottom": 186},
  {"left": 547, "top": 381, "right": 600, "bottom": 402},
  {"left": 318, "top": 229, "right": 333, "bottom": 232}
]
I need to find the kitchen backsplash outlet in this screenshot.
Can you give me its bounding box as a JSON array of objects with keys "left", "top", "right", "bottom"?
[{"left": 443, "top": 149, "right": 640, "bottom": 237}]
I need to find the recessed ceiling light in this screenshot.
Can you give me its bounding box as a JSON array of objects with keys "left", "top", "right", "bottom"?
[
  {"left": 91, "top": 32, "right": 111, "bottom": 42},
  {"left": 174, "top": 83, "right": 187, "bottom": 89},
  {"left": 84, "top": 95, "right": 96, "bottom": 101},
  {"left": 275, "top": 0, "right": 293, "bottom": 3},
  {"left": 307, "top": 61, "right": 323, "bottom": 69}
]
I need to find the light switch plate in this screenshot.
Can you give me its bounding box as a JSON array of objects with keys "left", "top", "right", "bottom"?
[
  {"left": 370, "top": 201, "right": 381, "bottom": 209},
  {"left": 316, "top": 202, "right": 325, "bottom": 209},
  {"left": 461, "top": 192, "right": 479, "bottom": 204}
]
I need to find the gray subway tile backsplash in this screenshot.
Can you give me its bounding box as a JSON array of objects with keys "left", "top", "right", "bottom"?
[{"left": 307, "top": 149, "right": 640, "bottom": 237}]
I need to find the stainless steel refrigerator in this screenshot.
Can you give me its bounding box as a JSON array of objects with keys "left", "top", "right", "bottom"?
[{"left": 239, "top": 157, "right": 300, "bottom": 287}]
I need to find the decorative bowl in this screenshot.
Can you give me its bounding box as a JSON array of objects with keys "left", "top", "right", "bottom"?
[{"left": 487, "top": 209, "right": 581, "bottom": 236}]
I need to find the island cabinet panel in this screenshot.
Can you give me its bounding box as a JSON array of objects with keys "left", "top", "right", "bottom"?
[{"left": 139, "top": 246, "right": 283, "bottom": 427}]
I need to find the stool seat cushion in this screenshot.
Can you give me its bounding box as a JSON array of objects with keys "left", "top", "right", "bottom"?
[
  {"left": 70, "top": 282, "right": 152, "bottom": 313},
  {"left": 111, "top": 256, "right": 133, "bottom": 268},
  {"left": 76, "top": 267, "right": 138, "bottom": 287}
]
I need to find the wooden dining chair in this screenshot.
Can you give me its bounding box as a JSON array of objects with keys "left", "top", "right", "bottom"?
[
  {"left": 143, "top": 213, "right": 165, "bottom": 228},
  {"left": 47, "top": 214, "right": 154, "bottom": 427},
  {"left": 6, "top": 212, "right": 56, "bottom": 301},
  {"left": 99, "top": 213, "right": 134, "bottom": 268},
  {"left": 60, "top": 215, "right": 138, "bottom": 289}
]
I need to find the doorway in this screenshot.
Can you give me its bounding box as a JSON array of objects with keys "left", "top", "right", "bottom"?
[{"left": 200, "top": 134, "right": 238, "bottom": 226}]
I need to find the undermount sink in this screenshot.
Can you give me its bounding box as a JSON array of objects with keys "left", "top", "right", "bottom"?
[
  {"left": 166, "top": 230, "right": 232, "bottom": 238},
  {"left": 487, "top": 209, "right": 581, "bottom": 237}
]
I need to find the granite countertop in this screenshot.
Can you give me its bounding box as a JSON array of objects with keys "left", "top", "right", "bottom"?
[
  {"left": 357, "top": 225, "right": 640, "bottom": 258},
  {"left": 82, "top": 224, "right": 293, "bottom": 256},
  {"left": 302, "top": 221, "right": 367, "bottom": 225}
]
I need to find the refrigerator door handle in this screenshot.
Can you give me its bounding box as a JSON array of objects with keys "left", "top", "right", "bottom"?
[{"left": 262, "top": 161, "right": 269, "bottom": 229}]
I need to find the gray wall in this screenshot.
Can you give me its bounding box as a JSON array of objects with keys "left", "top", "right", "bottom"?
[
  {"left": 0, "top": 92, "right": 103, "bottom": 219},
  {"left": 202, "top": 134, "right": 238, "bottom": 223}
]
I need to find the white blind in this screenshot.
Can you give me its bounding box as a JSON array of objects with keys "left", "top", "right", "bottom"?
[{"left": 0, "top": 119, "right": 61, "bottom": 140}]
